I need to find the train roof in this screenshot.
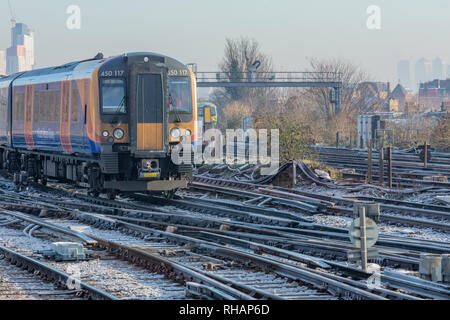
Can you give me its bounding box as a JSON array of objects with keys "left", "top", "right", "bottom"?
[
  {"left": 198, "top": 102, "right": 218, "bottom": 107},
  {"left": 0, "top": 72, "right": 26, "bottom": 87},
  {"left": 3, "top": 52, "right": 189, "bottom": 83}
]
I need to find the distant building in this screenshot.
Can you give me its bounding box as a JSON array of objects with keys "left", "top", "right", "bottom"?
[
  {"left": 397, "top": 60, "right": 411, "bottom": 89},
  {"left": 0, "top": 50, "right": 5, "bottom": 76},
  {"left": 441, "top": 101, "right": 450, "bottom": 113},
  {"left": 405, "top": 102, "right": 423, "bottom": 114},
  {"left": 432, "top": 57, "right": 444, "bottom": 80},
  {"left": 6, "top": 22, "right": 35, "bottom": 75},
  {"left": 352, "top": 82, "right": 391, "bottom": 112},
  {"left": 418, "top": 79, "right": 450, "bottom": 111},
  {"left": 415, "top": 58, "right": 431, "bottom": 91},
  {"left": 391, "top": 83, "right": 415, "bottom": 112},
  {"left": 386, "top": 98, "right": 399, "bottom": 112}
]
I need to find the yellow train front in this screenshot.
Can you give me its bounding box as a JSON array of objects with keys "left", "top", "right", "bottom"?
[{"left": 0, "top": 52, "right": 197, "bottom": 198}]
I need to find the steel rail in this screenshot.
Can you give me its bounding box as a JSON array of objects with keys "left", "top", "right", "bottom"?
[
  {"left": 0, "top": 210, "right": 96, "bottom": 245},
  {"left": 89, "top": 236, "right": 257, "bottom": 300},
  {"left": 191, "top": 176, "right": 450, "bottom": 231},
  {"left": 2, "top": 192, "right": 440, "bottom": 300},
  {"left": 0, "top": 245, "right": 119, "bottom": 300}
]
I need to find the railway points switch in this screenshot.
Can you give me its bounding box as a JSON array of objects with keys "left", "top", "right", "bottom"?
[
  {"left": 38, "top": 242, "right": 93, "bottom": 262},
  {"left": 442, "top": 255, "right": 450, "bottom": 284},
  {"left": 419, "top": 253, "right": 442, "bottom": 282},
  {"left": 353, "top": 201, "right": 380, "bottom": 222}
]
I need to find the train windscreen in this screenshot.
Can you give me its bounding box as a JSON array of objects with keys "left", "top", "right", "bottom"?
[
  {"left": 169, "top": 77, "right": 192, "bottom": 113},
  {"left": 101, "top": 79, "right": 126, "bottom": 114}
]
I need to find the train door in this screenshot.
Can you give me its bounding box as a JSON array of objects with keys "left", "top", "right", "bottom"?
[
  {"left": 82, "top": 80, "right": 90, "bottom": 153},
  {"left": 127, "top": 56, "right": 168, "bottom": 156},
  {"left": 137, "top": 74, "right": 163, "bottom": 151},
  {"left": 204, "top": 106, "right": 211, "bottom": 124},
  {"left": 129, "top": 72, "right": 165, "bottom": 153}
]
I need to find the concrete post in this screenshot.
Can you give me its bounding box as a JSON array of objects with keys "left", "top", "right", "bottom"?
[
  {"left": 387, "top": 147, "right": 393, "bottom": 188},
  {"left": 359, "top": 207, "right": 368, "bottom": 273},
  {"left": 336, "top": 132, "right": 340, "bottom": 149},
  {"left": 424, "top": 141, "right": 428, "bottom": 169},
  {"left": 367, "top": 139, "right": 373, "bottom": 184},
  {"left": 378, "top": 147, "right": 384, "bottom": 185}
]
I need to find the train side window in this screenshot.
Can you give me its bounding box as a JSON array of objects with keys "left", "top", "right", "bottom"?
[
  {"left": 20, "top": 93, "right": 25, "bottom": 120},
  {"left": 14, "top": 93, "right": 19, "bottom": 120},
  {"left": 41, "top": 91, "right": 49, "bottom": 121},
  {"left": 54, "top": 91, "right": 61, "bottom": 121},
  {"left": 40, "top": 92, "right": 48, "bottom": 121},
  {"left": 71, "top": 88, "right": 79, "bottom": 122},
  {"left": 0, "top": 89, "right": 5, "bottom": 120},
  {"left": 47, "top": 91, "right": 54, "bottom": 121},
  {"left": 15, "top": 93, "right": 25, "bottom": 121},
  {"left": 33, "top": 91, "right": 40, "bottom": 121}
]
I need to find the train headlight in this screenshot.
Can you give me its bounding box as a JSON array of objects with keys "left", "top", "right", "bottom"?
[
  {"left": 113, "top": 128, "right": 124, "bottom": 140},
  {"left": 170, "top": 128, "right": 181, "bottom": 139},
  {"left": 102, "top": 131, "right": 109, "bottom": 137},
  {"left": 185, "top": 130, "right": 192, "bottom": 136}
]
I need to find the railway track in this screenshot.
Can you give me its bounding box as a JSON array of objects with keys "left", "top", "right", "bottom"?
[
  {"left": 0, "top": 219, "right": 193, "bottom": 300},
  {"left": 190, "top": 176, "right": 450, "bottom": 232},
  {"left": 0, "top": 183, "right": 337, "bottom": 299},
  {"left": 0, "top": 245, "right": 117, "bottom": 300},
  {"left": 0, "top": 210, "right": 341, "bottom": 300},
  {"left": 0, "top": 174, "right": 449, "bottom": 299},
  {"left": 313, "top": 146, "right": 450, "bottom": 167},
  {"left": 312, "top": 146, "right": 450, "bottom": 188}
]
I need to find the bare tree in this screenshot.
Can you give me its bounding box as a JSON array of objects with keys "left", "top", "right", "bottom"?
[
  {"left": 432, "top": 115, "right": 450, "bottom": 152},
  {"left": 303, "top": 58, "right": 372, "bottom": 120},
  {"left": 212, "top": 37, "right": 276, "bottom": 113}
]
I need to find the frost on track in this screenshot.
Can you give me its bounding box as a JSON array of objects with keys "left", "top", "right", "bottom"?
[
  {"left": 0, "top": 224, "right": 186, "bottom": 300},
  {"left": 294, "top": 183, "right": 450, "bottom": 243},
  {"left": 52, "top": 260, "right": 186, "bottom": 300},
  {"left": 0, "top": 226, "right": 52, "bottom": 253},
  {"left": 311, "top": 213, "right": 450, "bottom": 243}
]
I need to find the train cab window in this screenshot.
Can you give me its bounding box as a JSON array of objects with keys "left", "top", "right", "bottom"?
[
  {"left": 169, "top": 77, "right": 192, "bottom": 113},
  {"left": 101, "top": 79, "right": 126, "bottom": 114}
]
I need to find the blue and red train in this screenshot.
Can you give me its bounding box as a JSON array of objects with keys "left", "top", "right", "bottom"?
[{"left": 0, "top": 52, "right": 197, "bottom": 198}]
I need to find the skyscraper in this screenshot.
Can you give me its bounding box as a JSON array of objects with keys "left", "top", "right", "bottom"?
[
  {"left": 432, "top": 57, "right": 444, "bottom": 80},
  {"left": 415, "top": 58, "right": 431, "bottom": 90},
  {"left": 397, "top": 60, "right": 411, "bottom": 89},
  {"left": 0, "top": 50, "right": 6, "bottom": 76},
  {"left": 6, "top": 22, "right": 35, "bottom": 75}
]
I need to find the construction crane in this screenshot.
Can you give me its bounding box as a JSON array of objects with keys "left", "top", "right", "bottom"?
[{"left": 8, "top": 0, "right": 16, "bottom": 26}]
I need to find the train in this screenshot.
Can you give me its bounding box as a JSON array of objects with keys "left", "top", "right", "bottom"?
[
  {"left": 0, "top": 52, "right": 197, "bottom": 198},
  {"left": 197, "top": 102, "right": 217, "bottom": 131}
]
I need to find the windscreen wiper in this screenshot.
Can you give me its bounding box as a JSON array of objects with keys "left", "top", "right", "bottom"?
[
  {"left": 109, "top": 96, "right": 126, "bottom": 124},
  {"left": 115, "top": 96, "right": 126, "bottom": 114},
  {"left": 169, "top": 94, "right": 183, "bottom": 123},
  {"left": 171, "top": 107, "right": 183, "bottom": 123}
]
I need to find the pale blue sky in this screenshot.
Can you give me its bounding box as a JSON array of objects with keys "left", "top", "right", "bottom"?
[{"left": 1, "top": 0, "right": 450, "bottom": 84}]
